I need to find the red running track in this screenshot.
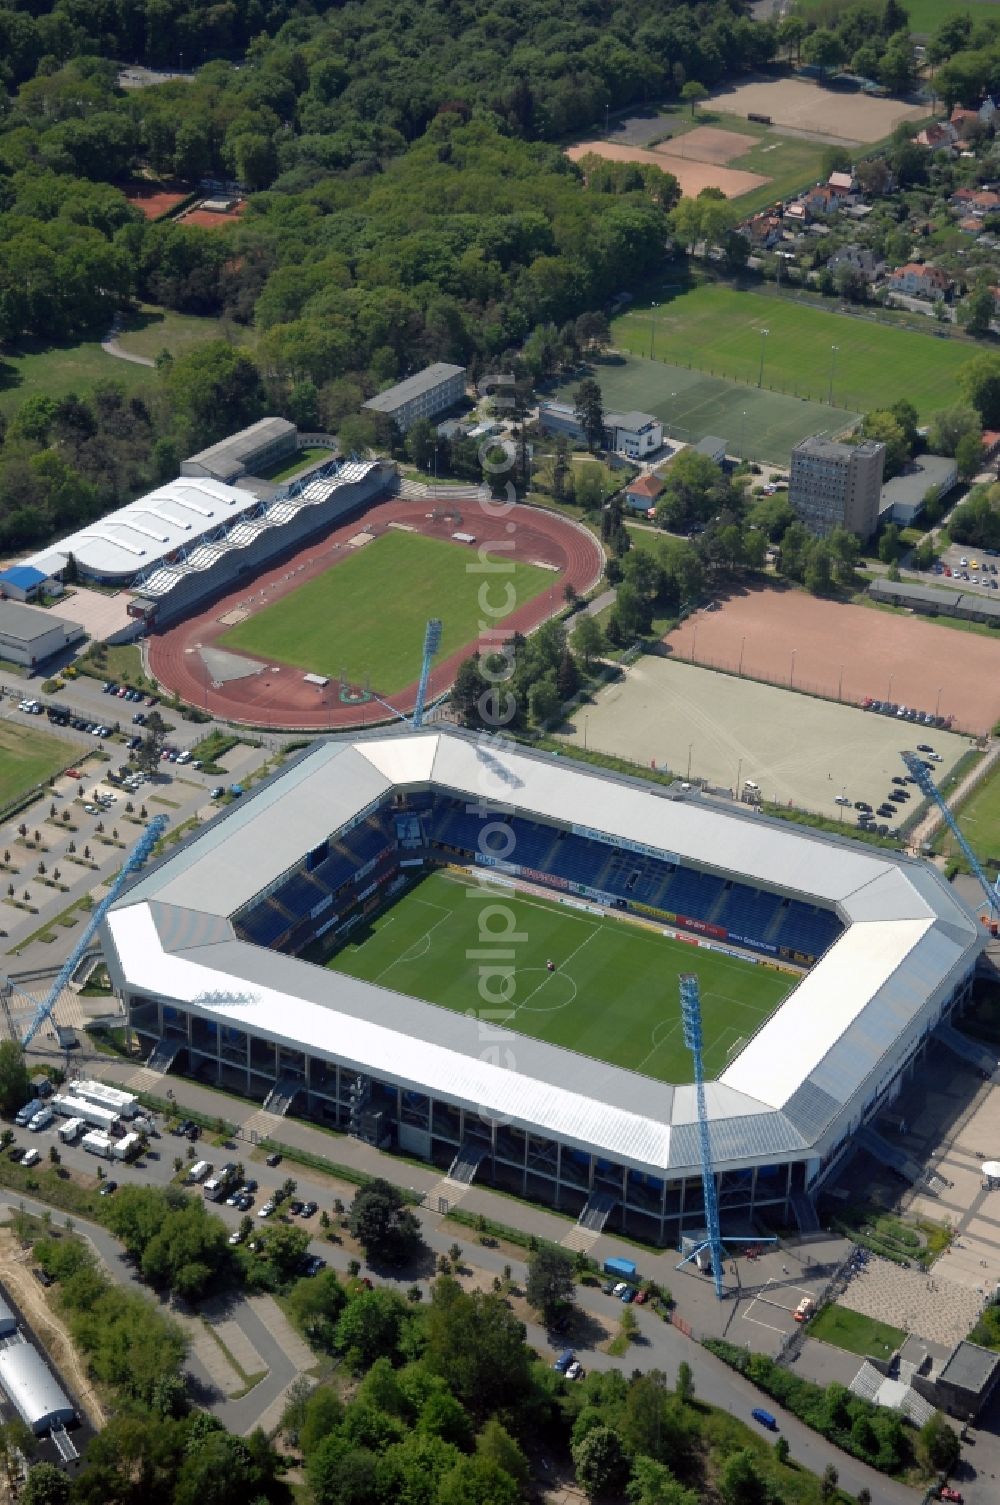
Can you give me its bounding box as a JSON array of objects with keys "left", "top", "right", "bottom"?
[{"left": 148, "top": 497, "right": 604, "bottom": 730}]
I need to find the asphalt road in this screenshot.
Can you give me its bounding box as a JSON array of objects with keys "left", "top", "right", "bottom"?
[{"left": 10, "top": 1106, "right": 926, "bottom": 1498}]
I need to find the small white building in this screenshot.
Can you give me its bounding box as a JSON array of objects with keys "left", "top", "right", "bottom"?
[
  {"left": 0, "top": 1343, "right": 75, "bottom": 1433},
  {"left": 606, "top": 410, "right": 662, "bottom": 459},
  {"left": 0, "top": 601, "right": 84, "bottom": 670}
]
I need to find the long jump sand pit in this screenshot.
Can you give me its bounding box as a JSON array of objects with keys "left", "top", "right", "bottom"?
[
  {"left": 655, "top": 124, "right": 759, "bottom": 164},
  {"left": 667, "top": 584, "right": 1000, "bottom": 736},
  {"left": 565, "top": 141, "right": 768, "bottom": 199},
  {"left": 560, "top": 659, "right": 970, "bottom": 817},
  {"left": 704, "top": 76, "right": 929, "bottom": 143}
]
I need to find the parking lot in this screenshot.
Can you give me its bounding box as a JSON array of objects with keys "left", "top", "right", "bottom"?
[{"left": 914, "top": 542, "right": 1000, "bottom": 598}]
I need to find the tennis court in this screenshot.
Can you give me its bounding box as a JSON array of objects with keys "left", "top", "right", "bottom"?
[
  {"left": 326, "top": 870, "right": 793, "bottom": 1084},
  {"left": 554, "top": 355, "right": 858, "bottom": 464}
]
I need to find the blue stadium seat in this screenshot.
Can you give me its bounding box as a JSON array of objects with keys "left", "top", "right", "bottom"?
[
  {"left": 272, "top": 870, "right": 326, "bottom": 920},
  {"left": 237, "top": 902, "right": 292, "bottom": 947}
]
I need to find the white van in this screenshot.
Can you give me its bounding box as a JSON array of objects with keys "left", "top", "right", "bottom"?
[
  {"left": 28, "top": 1106, "right": 54, "bottom": 1132},
  {"left": 21, "top": 1148, "right": 40, "bottom": 1168},
  {"left": 743, "top": 779, "right": 760, "bottom": 792},
  {"left": 187, "top": 1160, "right": 212, "bottom": 1184}
]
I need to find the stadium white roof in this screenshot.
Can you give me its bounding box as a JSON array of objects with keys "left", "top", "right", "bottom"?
[
  {"left": 22, "top": 477, "right": 263, "bottom": 581},
  {"left": 103, "top": 731, "right": 982, "bottom": 1178}
]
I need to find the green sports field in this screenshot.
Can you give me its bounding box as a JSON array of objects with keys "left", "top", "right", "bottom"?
[
  {"left": 0, "top": 720, "right": 71, "bottom": 806},
  {"left": 555, "top": 353, "right": 857, "bottom": 464},
  {"left": 613, "top": 285, "right": 973, "bottom": 420},
  {"left": 219, "top": 532, "right": 556, "bottom": 695},
  {"left": 326, "top": 870, "right": 794, "bottom": 1083},
  {"left": 794, "top": 0, "right": 999, "bottom": 34}
]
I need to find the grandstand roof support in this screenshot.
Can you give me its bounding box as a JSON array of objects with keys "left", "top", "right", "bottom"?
[{"left": 678, "top": 973, "right": 726, "bottom": 1298}]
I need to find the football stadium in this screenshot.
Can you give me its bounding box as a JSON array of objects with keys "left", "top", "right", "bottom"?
[{"left": 101, "top": 729, "right": 983, "bottom": 1246}]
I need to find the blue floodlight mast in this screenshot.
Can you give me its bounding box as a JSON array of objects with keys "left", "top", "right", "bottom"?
[
  {"left": 902, "top": 751, "right": 999, "bottom": 917},
  {"left": 413, "top": 618, "right": 443, "bottom": 730},
  {"left": 17, "top": 815, "right": 168, "bottom": 1049},
  {"left": 679, "top": 973, "right": 725, "bottom": 1299}
]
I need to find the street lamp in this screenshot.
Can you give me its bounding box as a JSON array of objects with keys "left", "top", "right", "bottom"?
[
  {"left": 758, "top": 328, "right": 769, "bottom": 388},
  {"left": 838, "top": 663, "right": 844, "bottom": 701},
  {"left": 583, "top": 715, "right": 589, "bottom": 750},
  {"left": 887, "top": 672, "right": 894, "bottom": 703},
  {"left": 740, "top": 409, "right": 747, "bottom": 461},
  {"left": 790, "top": 647, "right": 797, "bottom": 688},
  {"left": 650, "top": 302, "right": 658, "bottom": 361},
  {"left": 736, "top": 757, "right": 742, "bottom": 793},
  {"left": 687, "top": 742, "right": 693, "bottom": 781},
  {"left": 738, "top": 634, "right": 747, "bottom": 676},
  {"left": 828, "top": 345, "right": 839, "bottom": 406},
  {"left": 935, "top": 686, "right": 943, "bottom": 717},
  {"left": 691, "top": 624, "right": 699, "bottom": 664}
]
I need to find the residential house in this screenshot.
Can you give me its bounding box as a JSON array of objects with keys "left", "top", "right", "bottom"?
[
  {"left": 950, "top": 98, "right": 997, "bottom": 131},
  {"left": 915, "top": 121, "right": 958, "bottom": 153},
  {"left": 623, "top": 472, "right": 664, "bottom": 514},
  {"left": 828, "top": 169, "right": 856, "bottom": 195},
  {"left": 744, "top": 211, "right": 784, "bottom": 250},
  {"left": 887, "top": 262, "right": 952, "bottom": 300},
  {"left": 783, "top": 199, "right": 809, "bottom": 225},
  {"left": 828, "top": 244, "right": 884, "bottom": 283},
  {"left": 951, "top": 187, "right": 1000, "bottom": 217},
  {"left": 801, "top": 182, "right": 851, "bottom": 215}
]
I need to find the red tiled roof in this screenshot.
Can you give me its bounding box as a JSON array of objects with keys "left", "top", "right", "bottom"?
[{"left": 626, "top": 473, "right": 664, "bottom": 499}]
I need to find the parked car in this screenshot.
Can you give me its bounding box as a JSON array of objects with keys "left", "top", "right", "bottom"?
[
  {"left": 99, "top": 1180, "right": 118, "bottom": 1196},
  {"left": 752, "top": 1408, "right": 777, "bottom": 1431}
]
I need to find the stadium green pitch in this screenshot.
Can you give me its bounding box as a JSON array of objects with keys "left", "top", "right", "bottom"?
[{"left": 325, "top": 871, "right": 795, "bottom": 1083}]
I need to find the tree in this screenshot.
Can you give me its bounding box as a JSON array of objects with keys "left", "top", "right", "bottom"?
[
  {"left": 451, "top": 656, "right": 488, "bottom": 728},
  {"left": 862, "top": 410, "right": 909, "bottom": 478},
  {"left": 956, "top": 431, "right": 985, "bottom": 480},
  {"left": 777, "top": 15, "right": 805, "bottom": 63},
  {"left": 627, "top": 1457, "right": 699, "bottom": 1505},
  {"left": 572, "top": 1424, "right": 630, "bottom": 1499},
  {"left": 476, "top": 1419, "right": 529, "bottom": 1492},
  {"left": 675, "top": 1360, "right": 694, "bottom": 1402},
  {"left": 819, "top": 1464, "right": 839, "bottom": 1502},
  {"left": 21, "top": 1462, "right": 70, "bottom": 1505},
  {"left": 963, "top": 283, "right": 995, "bottom": 339},
  {"left": 774, "top": 1436, "right": 789, "bottom": 1465},
  {"left": 572, "top": 614, "right": 605, "bottom": 669},
  {"left": 348, "top": 1178, "right": 424, "bottom": 1265},
  {"left": 919, "top": 1412, "right": 961, "bottom": 1473},
  {"left": 0, "top": 1041, "right": 29, "bottom": 1116},
  {"left": 680, "top": 81, "right": 708, "bottom": 116},
  {"left": 574, "top": 378, "right": 605, "bottom": 452},
  {"left": 879, "top": 522, "right": 903, "bottom": 563},
  {"left": 802, "top": 29, "right": 847, "bottom": 73},
  {"left": 525, "top": 1244, "right": 575, "bottom": 1327},
  {"left": 719, "top": 1448, "right": 768, "bottom": 1505},
  {"left": 959, "top": 352, "right": 1000, "bottom": 426},
  {"left": 929, "top": 403, "right": 981, "bottom": 458}
]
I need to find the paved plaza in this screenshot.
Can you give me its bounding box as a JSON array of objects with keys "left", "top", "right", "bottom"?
[{"left": 836, "top": 1256, "right": 983, "bottom": 1348}]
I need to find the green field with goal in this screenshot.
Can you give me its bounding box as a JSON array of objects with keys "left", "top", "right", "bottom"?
[{"left": 326, "top": 870, "right": 794, "bottom": 1083}]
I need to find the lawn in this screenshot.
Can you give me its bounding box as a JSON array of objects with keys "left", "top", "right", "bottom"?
[
  {"left": 0, "top": 720, "right": 73, "bottom": 809},
  {"left": 114, "top": 304, "right": 247, "bottom": 363},
  {"left": 793, "top": 0, "right": 1000, "bottom": 32},
  {"left": 254, "top": 446, "right": 334, "bottom": 482},
  {"left": 554, "top": 352, "right": 857, "bottom": 463},
  {"left": 326, "top": 870, "right": 794, "bottom": 1083},
  {"left": 807, "top": 1303, "right": 907, "bottom": 1359},
  {"left": 933, "top": 755, "right": 1000, "bottom": 871},
  {"left": 0, "top": 337, "right": 155, "bottom": 418},
  {"left": 219, "top": 531, "right": 556, "bottom": 695},
  {"left": 612, "top": 284, "right": 974, "bottom": 419},
  {"left": 723, "top": 122, "right": 837, "bottom": 216}
]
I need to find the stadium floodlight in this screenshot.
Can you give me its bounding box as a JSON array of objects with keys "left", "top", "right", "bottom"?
[
  {"left": 413, "top": 617, "right": 443, "bottom": 729},
  {"left": 678, "top": 973, "right": 725, "bottom": 1298},
  {"left": 902, "top": 750, "right": 999, "bottom": 917}
]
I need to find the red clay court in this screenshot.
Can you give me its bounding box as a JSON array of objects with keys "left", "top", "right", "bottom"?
[
  {"left": 147, "top": 497, "right": 602, "bottom": 730},
  {"left": 665, "top": 583, "right": 1000, "bottom": 736},
  {"left": 123, "top": 181, "right": 191, "bottom": 220}
]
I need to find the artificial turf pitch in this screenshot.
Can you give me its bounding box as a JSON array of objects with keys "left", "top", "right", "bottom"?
[
  {"left": 326, "top": 871, "right": 794, "bottom": 1083},
  {"left": 219, "top": 532, "right": 556, "bottom": 696},
  {"left": 612, "top": 284, "right": 971, "bottom": 420}
]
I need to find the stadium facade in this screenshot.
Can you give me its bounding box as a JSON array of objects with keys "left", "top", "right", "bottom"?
[
  {"left": 22, "top": 458, "right": 393, "bottom": 630},
  {"left": 101, "top": 731, "right": 982, "bottom": 1245}
]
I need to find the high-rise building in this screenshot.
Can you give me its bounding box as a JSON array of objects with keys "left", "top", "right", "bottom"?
[{"left": 789, "top": 435, "right": 885, "bottom": 538}]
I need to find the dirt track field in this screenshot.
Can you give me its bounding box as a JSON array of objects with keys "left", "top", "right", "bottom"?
[
  {"left": 703, "top": 76, "right": 929, "bottom": 142},
  {"left": 560, "top": 659, "right": 970, "bottom": 816},
  {"left": 148, "top": 496, "right": 603, "bottom": 729},
  {"left": 665, "top": 584, "right": 1000, "bottom": 736},
  {"left": 656, "top": 124, "right": 758, "bottom": 164},
  {"left": 179, "top": 201, "right": 246, "bottom": 229},
  {"left": 565, "top": 141, "right": 768, "bottom": 198}
]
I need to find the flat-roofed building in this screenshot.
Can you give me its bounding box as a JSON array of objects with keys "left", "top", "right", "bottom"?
[
  {"left": 0, "top": 601, "right": 84, "bottom": 670},
  {"left": 363, "top": 364, "right": 466, "bottom": 433},
  {"left": 790, "top": 435, "right": 885, "bottom": 538},
  {"left": 181, "top": 418, "right": 298, "bottom": 483}
]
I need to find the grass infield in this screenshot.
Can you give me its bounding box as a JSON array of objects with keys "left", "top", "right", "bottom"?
[
  {"left": 807, "top": 1303, "right": 907, "bottom": 1359},
  {"left": 219, "top": 531, "right": 556, "bottom": 695},
  {"left": 325, "top": 870, "right": 794, "bottom": 1083},
  {"left": 0, "top": 720, "right": 71, "bottom": 807},
  {"left": 612, "top": 284, "right": 972, "bottom": 419}
]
